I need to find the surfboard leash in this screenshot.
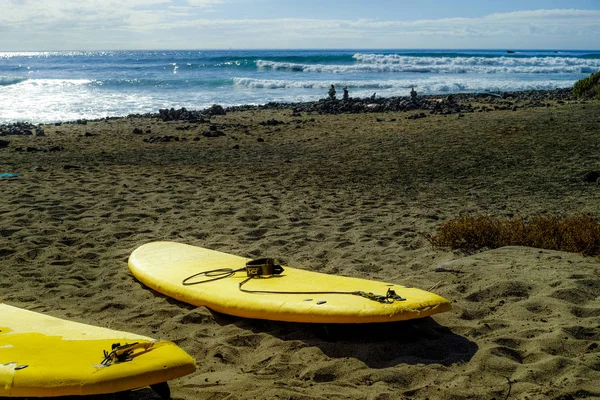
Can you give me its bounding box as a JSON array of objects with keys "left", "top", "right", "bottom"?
[
  {"left": 237, "top": 276, "right": 405, "bottom": 304},
  {"left": 101, "top": 342, "right": 155, "bottom": 366},
  {"left": 182, "top": 258, "right": 406, "bottom": 304}
]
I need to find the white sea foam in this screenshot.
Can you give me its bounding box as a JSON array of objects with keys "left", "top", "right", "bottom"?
[
  {"left": 0, "top": 78, "right": 153, "bottom": 123},
  {"left": 234, "top": 77, "right": 398, "bottom": 89},
  {"left": 258, "top": 56, "right": 600, "bottom": 75},
  {"left": 16, "top": 78, "right": 94, "bottom": 87},
  {"left": 234, "top": 77, "right": 574, "bottom": 93},
  {"left": 0, "top": 77, "right": 239, "bottom": 123},
  {"left": 0, "top": 51, "right": 102, "bottom": 59}
]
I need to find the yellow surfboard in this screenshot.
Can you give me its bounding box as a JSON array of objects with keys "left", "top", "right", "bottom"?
[
  {"left": 129, "top": 242, "right": 451, "bottom": 324},
  {"left": 0, "top": 303, "right": 196, "bottom": 397}
]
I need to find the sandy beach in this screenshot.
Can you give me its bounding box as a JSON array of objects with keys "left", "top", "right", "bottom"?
[{"left": 1, "top": 96, "right": 600, "bottom": 399}]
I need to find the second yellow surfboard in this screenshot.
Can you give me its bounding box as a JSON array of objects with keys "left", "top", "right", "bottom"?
[
  {"left": 0, "top": 303, "right": 196, "bottom": 397},
  {"left": 129, "top": 242, "right": 451, "bottom": 324}
]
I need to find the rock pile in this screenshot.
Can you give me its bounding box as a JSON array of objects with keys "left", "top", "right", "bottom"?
[
  {"left": 0, "top": 122, "right": 38, "bottom": 136},
  {"left": 226, "top": 88, "right": 575, "bottom": 116},
  {"left": 131, "top": 104, "right": 226, "bottom": 122},
  {"left": 123, "top": 88, "right": 577, "bottom": 123},
  {"left": 156, "top": 108, "right": 207, "bottom": 122}
]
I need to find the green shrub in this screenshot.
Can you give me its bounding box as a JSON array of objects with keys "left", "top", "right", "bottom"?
[
  {"left": 572, "top": 71, "right": 600, "bottom": 100},
  {"left": 428, "top": 215, "right": 600, "bottom": 256}
]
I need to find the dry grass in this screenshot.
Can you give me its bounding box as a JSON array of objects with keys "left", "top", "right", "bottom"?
[
  {"left": 428, "top": 215, "right": 600, "bottom": 256},
  {"left": 573, "top": 70, "right": 600, "bottom": 100}
]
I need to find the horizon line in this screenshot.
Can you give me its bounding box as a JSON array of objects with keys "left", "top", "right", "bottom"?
[{"left": 2, "top": 47, "right": 600, "bottom": 53}]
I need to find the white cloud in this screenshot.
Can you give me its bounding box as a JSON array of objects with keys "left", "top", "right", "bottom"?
[
  {"left": 0, "top": 6, "right": 598, "bottom": 50},
  {"left": 185, "top": 0, "right": 225, "bottom": 7},
  {"left": 147, "top": 9, "right": 600, "bottom": 46}
]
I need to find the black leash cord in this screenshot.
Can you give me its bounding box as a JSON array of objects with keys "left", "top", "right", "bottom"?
[
  {"left": 182, "top": 268, "right": 406, "bottom": 303},
  {"left": 237, "top": 276, "right": 351, "bottom": 296},
  {"left": 238, "top": 276, "right": 406, "bottom": 303},
  {"left": 182, "top": 269, "right": 353, "bottom": 295},
  {"left": 182, "top": 267, "right": 245, "bottom": 286}
]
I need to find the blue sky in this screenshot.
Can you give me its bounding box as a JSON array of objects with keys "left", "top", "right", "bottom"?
[{"left": 1, "top": 0, "right": 599, "bottom": 50}]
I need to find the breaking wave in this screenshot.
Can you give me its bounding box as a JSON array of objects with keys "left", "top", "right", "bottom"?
[
  {"left": 0, "top": 76, "right": 28, "bottom": 86},
  {"left": 257, "top": 55, "right": 600, "bottom": 75},
  {"left": 233, "top": 77, "right": 575, "bottom": 94}
]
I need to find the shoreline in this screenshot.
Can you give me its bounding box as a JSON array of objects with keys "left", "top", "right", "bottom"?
[{"left": 0, "top": 87, "right": 576, "bottom": 128}]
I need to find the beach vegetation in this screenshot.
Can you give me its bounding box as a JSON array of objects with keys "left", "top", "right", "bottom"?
[
  {"left": 428, "top": 215, "right": 600, "bottom": 256},
  {"left": 572, "top": 71, "right": 600, "bottom": 100}
]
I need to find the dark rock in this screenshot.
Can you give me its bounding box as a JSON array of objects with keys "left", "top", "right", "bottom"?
[
  {"left": 23, "top": 145, "right": 65, "bottom": 152},
  {"left": 259, "top": 119, "right": 286, "bottom": 126},
  {"left": 407, "top": 112, "right": 427, "bottom": 120},
  {"left": 143, "top": 135, "right": 179, "bottom": 143},
  {"left": 583, "top": 171, "right": 600, "bottom": 183},
  {"left": 202, "top": 130, "right": 225, "bottom": 138},
  {"left": 205, "top": 104, "right": 226, "bottom": 117},
  {"left": 132, "top": 128, "right": 143, "bottom": 134},
  {"left": 155, "top": 107, "right": 209, "bottom": 122},
  {"left": 0, "top": 139, "right": 9, "bottom": 148}
]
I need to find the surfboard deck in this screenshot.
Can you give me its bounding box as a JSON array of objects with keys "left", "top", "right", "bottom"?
[
  {"left": 129, "top": 242, "right": 451, "bottom": 324},
  {"left": 0, "top": 303, "right": 196, "bottom": 397}
]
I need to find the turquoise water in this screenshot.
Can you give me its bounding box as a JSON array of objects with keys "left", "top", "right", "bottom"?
[{"left": 0, "top": 49, "right": 598, "bottom": 123}]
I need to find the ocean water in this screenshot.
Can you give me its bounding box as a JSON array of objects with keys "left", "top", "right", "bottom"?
[{"left": 1, "top": 49, "right": 599, "bottom": 124}]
